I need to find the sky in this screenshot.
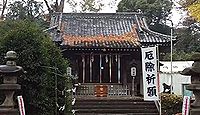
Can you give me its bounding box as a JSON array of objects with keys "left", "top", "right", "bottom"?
[
  {"left": 170, "top": 0, "right": 188, "bottom": 27},
  {"left": 37, "top": 0, "right": 187, "bottom": 27},
  {"left": 40, "top": 0, "right": 121, "bottom": 13},
  {"left": 1, "top": 0, "right": 187, "bottom": 27}
]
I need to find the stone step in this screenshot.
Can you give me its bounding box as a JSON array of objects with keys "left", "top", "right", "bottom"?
[
  {"left": 73, "top": 104, "right": 157, "bottom": 109},
  {"left": 74, "top": 108, "right": 158, "bottom": 113},
  {"left": 75, "top": 101, "right": 155, "bottom": 105},
  {"left": 75, "top": 113, "right": 159, "bottom": 115},
  {"left": 73, "top": 97, "right": 159, "bottom": 114}
]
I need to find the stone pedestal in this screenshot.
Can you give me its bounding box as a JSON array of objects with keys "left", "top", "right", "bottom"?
[
  {"left": 0, "top": 51, "right": 23, "bottom": 115},
  {"left": 0, "top": 108, "right": 19, "bottom": 115},
  {"left": 187, "top": 84, "right": 200, "bottom": 115},
  {"left": 181, "top": 53, "right": 200, "bottom": 115}
]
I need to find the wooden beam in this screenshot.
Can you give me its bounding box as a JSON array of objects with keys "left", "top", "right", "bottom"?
[
  {"left": 82, "top": 55, "right": 85, "bottom": 83},
  {"left": 90, "top": 55, "right": 93, "bottom": 82},
  {"left": 100, "top": 54, "right": 102, "bottom": 83},
  {"left": 109, "top": 55, "right": 112, "bottom": 83},
  {"left": 117, "top": 55, "right": 121, "bottom": 83}
]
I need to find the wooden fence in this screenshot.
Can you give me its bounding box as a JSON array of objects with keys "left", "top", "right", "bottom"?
[{"left": 76, "top": 83, "right": 131, "bottom": 96}]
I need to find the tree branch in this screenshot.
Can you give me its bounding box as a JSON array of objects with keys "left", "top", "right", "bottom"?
[
  {"left": 59, "top": 0, "right": 65, "bottom": 12},
  {"left": 55, "top": 0, "right": 59, "bottom": 11},
  {"left": 1, "top": 0, "right": 8, "bottom": 20},
  {"left": 43, "top": 0, "right": 53, "bottom": 14}
]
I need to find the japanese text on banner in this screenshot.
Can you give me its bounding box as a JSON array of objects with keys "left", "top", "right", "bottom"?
[{"left": 141, "top": 47, "right": 159, "bottom": 101}]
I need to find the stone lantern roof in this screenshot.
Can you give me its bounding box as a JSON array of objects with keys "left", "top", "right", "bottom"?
[{"left": 181, "top": 53, "right": 200, "bottom": 75}]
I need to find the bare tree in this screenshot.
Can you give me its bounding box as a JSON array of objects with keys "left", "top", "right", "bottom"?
[
  {"left": 0, "top": 0, "right": 8, "bottom": 20},
  {"left": 43, "top": 0, "right": 65, "bottom": 15},
  {"left": 44, "top": 0, "right": 117, "bottom": 13},
  {"left": 80, "top": 0, "right": 104, "bottom": 13}
]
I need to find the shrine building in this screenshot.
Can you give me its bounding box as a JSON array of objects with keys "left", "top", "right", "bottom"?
[{"left": 50, "top": 12, "right": 172, "bottom": 97}]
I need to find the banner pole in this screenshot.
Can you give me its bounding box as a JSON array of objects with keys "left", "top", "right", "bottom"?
[{"left": 156, "top": 45, "right": 162, "bottom": 115}]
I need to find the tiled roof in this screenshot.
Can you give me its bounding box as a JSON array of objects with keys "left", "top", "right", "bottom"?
[
  {"left": 59, "top": 13, "right": 140, "bottom": 48},
  {"left": 134, "top": 15, "right": 172, "bottom": 44},
  {"left": 140, "top": 27, "right": 171, "bottom": 43},
  {"left": 50, "top": 13, "right": 173, "bottom": 48},
  {"left": 63, "top": 26, "right": 140, "bottom": 48},
  {"left": 61, "top": 13, "right": 137, "bottom": 36}
]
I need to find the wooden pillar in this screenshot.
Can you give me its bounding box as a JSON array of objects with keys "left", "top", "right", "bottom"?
[
  {"left": 117, "top": 55, "right": 121, "bottom": 83},
  {"left": 89, "top": 55, "right": 93, "bottom": 82},
  {"left": 109, "top": 55, "right": 112, "bottom": 83},
  {"left": 132, "top": 76, "right": 135, "bottom": 96},
  {"left": 82, "top": 54, "right": 85, "bottom": 83},
  {"left": 100, "top": 54, "right": 102, "bottom": 83}
]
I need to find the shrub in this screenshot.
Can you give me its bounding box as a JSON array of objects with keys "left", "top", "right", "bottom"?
[{"left": 161, "top": 93, "right": 183, "bottom": 115}]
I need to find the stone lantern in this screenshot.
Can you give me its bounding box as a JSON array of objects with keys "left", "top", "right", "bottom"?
[
  {"left": 0, "top": 51, "right": 23, "bottom": 115},
  {"left": 181, "top": 53, "right": 200, "bottom": 115}
]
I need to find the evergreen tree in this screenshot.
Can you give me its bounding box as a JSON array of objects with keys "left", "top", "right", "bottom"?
[
  {"left": 117, "top": 0, "right": 173, "bottom": 34},
  {"left": 0, "top": 20, "right": 70, "bottom": 115}
]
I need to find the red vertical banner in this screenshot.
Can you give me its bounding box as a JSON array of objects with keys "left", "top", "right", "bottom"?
[
  {"left": 182, "top": 96, "right": 190, "bottom": 115},
  {"left": 17, "top": 96, "right": 25, "bottom": 115}
]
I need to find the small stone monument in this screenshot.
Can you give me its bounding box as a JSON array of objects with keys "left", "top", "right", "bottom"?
[
  {"left": 0, "top": 51, "right": 23, "bottom": 115},
  {"left": 181, "top": 53, "right": 200, "bottom": 115}
]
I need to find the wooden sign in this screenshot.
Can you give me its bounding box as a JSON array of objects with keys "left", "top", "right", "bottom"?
[
  {"left": 94, "top": 85, "right": 108, "bottom": 97},
  {"left": 131, "top": 67, "right": 136, "bottom": 76},
  {"left": 67, "top": 67, "right": 72, "bottom": 76}
]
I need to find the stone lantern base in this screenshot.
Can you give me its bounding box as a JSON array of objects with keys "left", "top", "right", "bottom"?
[
  {"left": 190, "top": 108, "right": 200, "bottom": 115},
  {"left": 0, "top": 108, "right": 19, "bottom": 115},
  {"left": 186, "top": 84, "right": 200, "bottom": 115}
]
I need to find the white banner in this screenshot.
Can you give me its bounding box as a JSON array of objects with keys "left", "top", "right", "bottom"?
[
  {"left": 17, "top": 96, "right": 26, "bottom": 115},
  {"left": 141, "top": 47, "right": 159, "bottom": 101},
  {"left": 182, "top": 96, "right": 190, "bottom": 115}
]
